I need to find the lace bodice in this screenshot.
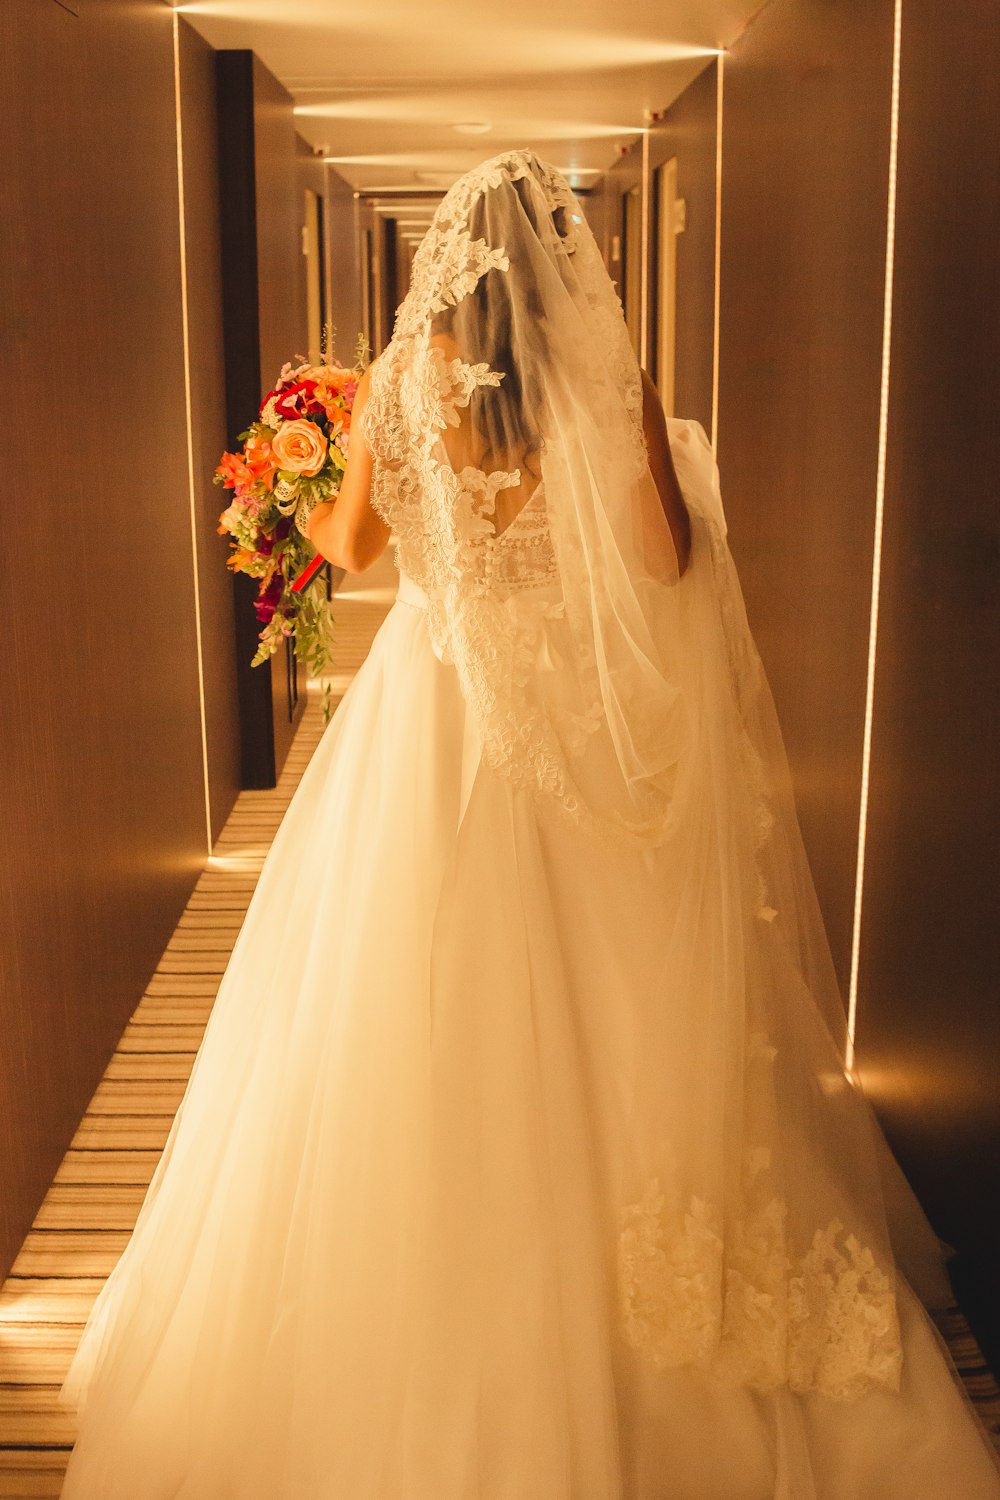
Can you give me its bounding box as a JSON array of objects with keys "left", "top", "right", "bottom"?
[
  {"left": 388, "top": 471, "right": 558, "bottom": 603},
  {"left": 393, "top": 474, "right": 559, "bottom": 615},
  {"left": 469, "top": 479, "right": 558, "bottom": 597},
  {"left": 389, "top": 465, "right": 563, "bottom": 606}
]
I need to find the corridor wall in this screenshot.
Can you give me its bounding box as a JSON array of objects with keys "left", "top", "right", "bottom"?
[
  {"left": 324, "top": 166, "right": 366, "bottom": 369},
  {"left": 0, "top": 1, "right": 239, "bottom": 1278},
  {"left": 716, "top": 0, "right": 893, "bottom": 998},
  {"left": 716, "top": 0, "right": 1000, "bottom": 1362},
  {"left": 588, "top": 59, "right": 718, "bottom": 441},
  {"left": 216, "top": 51, "right": 308, "bottom": 788},
  {"left": 177, "top": 20, "right": 242, "bottom": 839},
  {"left": 596, "top": 0, "right": 999, "bottom": 1368},
  {"left": 855, "top": 0, "right": 1000, "bottom": 1363},
  {"left": 645, "top": 63, "right": 719, "bottom": 437}
]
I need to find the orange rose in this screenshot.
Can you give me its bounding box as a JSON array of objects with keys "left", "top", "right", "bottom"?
[{"left": 271, "top": 419, "right": 328, "bottom": 476}]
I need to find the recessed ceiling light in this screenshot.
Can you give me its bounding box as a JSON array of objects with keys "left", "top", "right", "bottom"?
[{"left": 453, "top": 121, "right": 492, "bottom": 135}]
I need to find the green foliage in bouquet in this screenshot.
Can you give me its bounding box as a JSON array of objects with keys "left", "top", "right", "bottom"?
[{"left": 215, "top": 330, "right": 370, "bottom": 689}]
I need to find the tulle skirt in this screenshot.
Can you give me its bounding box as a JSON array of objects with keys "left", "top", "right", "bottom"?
[{"left": 58, "top": 569, "right": 1000, "bottom": 1499}]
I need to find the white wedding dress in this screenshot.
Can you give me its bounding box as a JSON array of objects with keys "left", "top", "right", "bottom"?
[
  {"left": 58, "top": 152, "right": 1000, "bottom": 1499},
  {"left": 58, "top": 462, "right": 1000, "bottom": 1500}
]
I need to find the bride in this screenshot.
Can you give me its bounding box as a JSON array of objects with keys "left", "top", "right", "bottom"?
[{"left": 58, "top": 149, "right": 1000, "bottom": 1498}]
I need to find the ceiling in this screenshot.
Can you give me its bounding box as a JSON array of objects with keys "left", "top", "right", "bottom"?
[{"left": 178, "top": 0, "right": 765, "bottom": 193}]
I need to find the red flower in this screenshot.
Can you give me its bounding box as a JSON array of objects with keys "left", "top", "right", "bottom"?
[
  {"left": 261, "top": 380, "right": 323, "bottom": 422},
  {"left": 254, "top": 571, "right": 286, "bottom": 624}
]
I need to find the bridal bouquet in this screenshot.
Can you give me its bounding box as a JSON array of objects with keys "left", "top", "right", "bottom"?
[{"left": 215, "top": 335, "right": 368, "bottom": 678}]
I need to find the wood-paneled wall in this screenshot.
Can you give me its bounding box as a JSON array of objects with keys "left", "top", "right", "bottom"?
[
  {"left": 594, "top": 0, "right": 1000, "bottom": 1360},
  {"left": 586, "top": 60, "right": 718, "bottom": 437},
  {"left": 647, "top": 61, "right": 719, "bottom": 437},
  {"left": 0, "top": 0, "right": 238, "bottom": 1277},
  {"left": 585, "top": 147, "right": 642, "bottom": 308},
  {"left": 856, "top": 0, "right": 1000, "bottom": 1362},
  {"left": 325, "top": 167, "right": 365, "bottom": 368},
  {"left": 352, "top": 199, "right": 397, "bottom": 356},
  {"left": 177, "top": 19, "right": 241, "bottom": 842},
  {"left": 717, "top": 0, "right": 894, "bottom": 996},
  {"left": 216, "top": 51, "right": 307, "bottom": 789},
  {"left": 296, "top": 132, "right": 329, "bottom": 360},
  {"left": 713, "top": 0, "right": 1000, "bottom": 1360}
]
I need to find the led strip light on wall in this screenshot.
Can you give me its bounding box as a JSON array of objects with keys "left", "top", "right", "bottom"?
[
  {"left": 639, "top": 128, "right": 651, "bottom": 363},
  {"left": 701, "top": 27, "right": 898, "bottom": 1070},
  {"left": 172, "top": 12, "right": 214, "bottom": 856},
  {"left": 845, "top": 0, "right": 904, "bottom": 1073},
  {"left": 710, "top": 51, "right": 724, "bottom": 456}
]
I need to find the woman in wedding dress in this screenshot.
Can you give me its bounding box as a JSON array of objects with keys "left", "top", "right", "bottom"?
[{"left": 59, "top": 149, "right": 1000, "bottom": 1498}]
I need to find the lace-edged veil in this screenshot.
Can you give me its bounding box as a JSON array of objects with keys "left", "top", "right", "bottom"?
[
  {"left": 365, "top": 148, "right": 954, "bottom": 1403},
  {"left": 366, "top": 149, "right": 691, "bottom": 845}
]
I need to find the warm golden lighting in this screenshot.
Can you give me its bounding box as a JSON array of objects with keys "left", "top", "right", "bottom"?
[
  {"left": 296, "top": 102, "right": 650, "bottom": 141},
  {"left": 846, "top": 0, "right": 903, "bottom": 1072},
  {"left": 173, "top": 13, "right": 214, "bottom": 857},
  {"left": 514, "top": 33, "right": 719, "bottom": 67},
  {"left": 639, "top": 128, "right": 651, "bottom": 364},
  {"left": 0, "top": 1285, "right": 64, "bottom": 1322},
  {"left": 324, "top": 153, "right": 603, "bottom": 174},
  {"left": 710, "top": 52, "right": 723, "bottom": 456},
  {"left": 176, "top": 5, "right": 718, "bottom": 69},
  {"left": 323, "top": 153, "right": 474, "bottom": 169},
  {"left": 206, "top": 853, "right": 267, "bottom": 871}
]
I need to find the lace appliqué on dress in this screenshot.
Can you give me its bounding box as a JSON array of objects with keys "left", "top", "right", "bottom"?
[{"left": 617, "top": 1139, "right": 903, "bottom": 1402}]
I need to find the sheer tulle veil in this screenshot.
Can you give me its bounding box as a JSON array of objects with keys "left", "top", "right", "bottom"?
[
  {"left": 365, "top": 150, "right": 689, "bottom": 846},
  {"left": 365, "top": 147, "right": 954, "bottom": 1399}
]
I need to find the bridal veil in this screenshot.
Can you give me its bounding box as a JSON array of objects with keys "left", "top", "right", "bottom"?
[{"left": 364, "top": 148, "right": 953, "bottom": 1401}]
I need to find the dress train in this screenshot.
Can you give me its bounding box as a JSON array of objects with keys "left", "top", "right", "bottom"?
[{"left": 58, "top": 551, "right": 1000, "bottom": 1497}]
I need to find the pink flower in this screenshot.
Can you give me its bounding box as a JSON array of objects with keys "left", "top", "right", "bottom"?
[{"left": 241, "top": 490, "right": 269, "bottom": 518}]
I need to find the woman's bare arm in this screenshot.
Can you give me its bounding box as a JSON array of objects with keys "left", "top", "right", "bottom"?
[
  {"left": 640, "top": 368, "right": 692, "bottom": 577},
  {"left": 306, "top": 362, "right": 390, "bottom": 573}
]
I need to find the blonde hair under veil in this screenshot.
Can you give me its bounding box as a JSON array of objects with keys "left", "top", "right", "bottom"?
[{"left": 365, "top": 149, "right": 957, "bottom": 1405}]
